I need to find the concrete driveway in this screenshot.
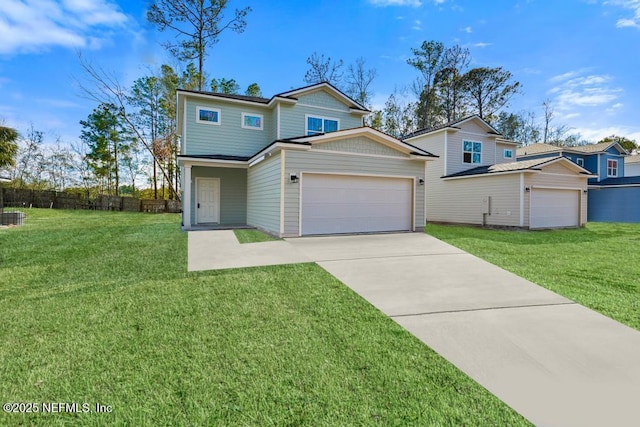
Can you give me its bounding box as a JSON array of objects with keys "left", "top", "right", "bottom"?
[{"left": 189, "top": 231, "right": 640, "bottom": 426}]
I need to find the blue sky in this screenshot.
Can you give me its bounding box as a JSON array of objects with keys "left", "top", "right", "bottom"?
[{"left": 1, "top": 0, "right": 640, "bottom": 145}]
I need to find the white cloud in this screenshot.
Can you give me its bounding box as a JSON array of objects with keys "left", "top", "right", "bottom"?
[
  {"left": 606, "top": 0, "right": 640, "bottom": 29},
  {"left": 368, "top": 0, "right": 423, "bottom": 6},
  {"left": 461, "top": 26, "right": 472, "bottom": 33},
  {"left": 548, "top": 71, "right": 623, "bottom": 110},
  {"left": 573, "top": 125, "right": 640, "bottom": 142},
  {"left": 473, "top": 42, "right": 492, "bottom": 48},
  {"left": 0, "top": 0, "right": 127, "bottom": 55},
  {"left": 412, "top": 19, "right": 422, "bottom": 30}
]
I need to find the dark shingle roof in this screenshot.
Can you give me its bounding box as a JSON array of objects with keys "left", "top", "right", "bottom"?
[
  {"left": 593, "top": 176, "right": 640, "bottom": 186},
  {"left": 177, "top": 154, "right": 251, "bottom": 162},
  {"left": 177, "top": 89, "right": 271, "bottom": 104}
]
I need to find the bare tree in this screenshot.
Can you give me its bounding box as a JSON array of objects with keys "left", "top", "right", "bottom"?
[
  {"left": 147, "top": 0, "right": 251, "bottom": 91},
  {"left": 345, "top": 57, "right": 377, "bottom": 107},
  {"left": 77, "top": 55, "right": 179, "bottom": 200},
  {"left": 304, "top": 52, "right": 344, "bottom": 86},
  {"left": 435, "top": 45, "right": 470, "bottom": 123}
]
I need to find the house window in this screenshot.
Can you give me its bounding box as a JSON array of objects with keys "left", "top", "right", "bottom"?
[
  {"left": 242, "top": 113, "right": 263, "bottom": 130},
  {"left": 196, "top": 106, "right": 221, "bottom": 125},
  {"left": 576, "top": 158, "right": 585, "bottom": 167},
  {"left": 306, "top": 115, "right": 339, "bottom": 136},
  {"left": 607, "top": 159, "right": 618, "bottom": 177},
  {"left": 463, "top": 140, "right": 482, "bottom": 164},
  {"left": 503, "top": 149, "right": 513, "bottom": 159}
]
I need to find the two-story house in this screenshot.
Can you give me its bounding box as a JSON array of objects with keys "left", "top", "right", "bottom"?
[
  {"left": 404, "top": 116, "right": 592, "bottom": 229},
  {"left": 177, "top": 82, "right": 437, "bottom": 236},
  {"left": 517, "top": 142, "right": 640, "bottom": 222}
]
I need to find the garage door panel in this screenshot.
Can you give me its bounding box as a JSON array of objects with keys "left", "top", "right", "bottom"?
[
  {"left": 301, "top": 174, "right": 413, "bottom": 235},
  {"left": 530, "top": 189, "right": 579, "bottom": 229}
]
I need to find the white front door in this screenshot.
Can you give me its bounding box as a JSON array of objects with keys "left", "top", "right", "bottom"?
[{"left": 196, "top": 178, "right": 220, "bottom": 224}]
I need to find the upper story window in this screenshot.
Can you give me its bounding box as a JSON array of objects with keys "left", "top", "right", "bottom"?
[
  {"left": 607, "top": 159, "right": 618, "bottom": 177},
  {"left": 196, "top": 106, "right": 221, "bottom": 125},
  {"left": 463, "top": 140, "right": 482, "bottom": 164},
  {"left": 576, "top": 158, "right": 585, "bottom": 167},
  {"left": 306, "top": 115, "right": 339, "bottom": 136},
  {"left": 242, "top": 112, "right": 263, "bottom": 130},
  {"left": 503, "top": 149, "right": 513, "bottom": 159}
]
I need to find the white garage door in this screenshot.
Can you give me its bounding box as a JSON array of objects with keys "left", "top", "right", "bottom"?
[
  {"left": 301, "top": 174, "right": 413, "bottom": 235},
  {"left": 530, "top": 188, "right": 580, "bottom": 229}
]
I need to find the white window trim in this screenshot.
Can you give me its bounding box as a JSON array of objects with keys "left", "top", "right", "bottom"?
[
  {"left": 503, "top": 148, "right": 513, "bottom": 159},
  {"left": 196, "top": 106, "right": 221, "bottom": 125},
  {"left": 607, "top": 159, "right": 618, "bottom": 177},
  {"left": 576, "top": 157, "right": 585, "bottom": 167},
  {"left": 305, "top": 114, "right": 340, "bottom": 136},
  {"left": 241, "top": 112, "right": 264, "bottom": 130},
  {"left": 463, "top": 140, "right": 482, "bottom": 164}
]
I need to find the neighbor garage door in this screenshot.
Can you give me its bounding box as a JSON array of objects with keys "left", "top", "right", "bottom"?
[
  {"left": 530, "top": 188, "right": 580, "bottom": 229},
  {"left": 301, "top": 174, "right": 413, "bottom": 235}
]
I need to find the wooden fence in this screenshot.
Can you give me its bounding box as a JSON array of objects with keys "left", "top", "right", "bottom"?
[{"left": 0, "top": 188, "right": 181, "bottom": 214}]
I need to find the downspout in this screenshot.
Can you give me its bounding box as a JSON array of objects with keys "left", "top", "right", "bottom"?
[{"left": 443, "top": 130, "right": 448, "bottom": 176}]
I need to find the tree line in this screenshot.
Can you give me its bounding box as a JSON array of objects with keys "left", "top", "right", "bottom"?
[{"left": 1, "top": 1, "right": 638, "bottom": 198}]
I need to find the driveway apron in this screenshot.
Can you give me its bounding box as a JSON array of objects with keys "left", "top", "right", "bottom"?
[{"left": 190, "top": 231, "right": 640, "bottom": 426}]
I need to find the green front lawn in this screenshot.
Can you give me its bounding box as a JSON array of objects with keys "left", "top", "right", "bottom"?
[
  {"left": 0, "top": 209, "right": 528, "bottom": 426},
  {"left": 426, "top": 223, "right": 640, "bottom": 330}
]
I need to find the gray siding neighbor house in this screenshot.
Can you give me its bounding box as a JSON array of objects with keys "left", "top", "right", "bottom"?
[
  {"left": 177, "top": 82, "right": 437, "bottom": 236},
  {"left": 404, "top": 116, "right": 593, "bottom": 229}
]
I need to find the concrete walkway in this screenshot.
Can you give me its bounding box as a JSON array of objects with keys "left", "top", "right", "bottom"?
[{"left": 188, "top": 231, "right": 640, "bottom": 426}]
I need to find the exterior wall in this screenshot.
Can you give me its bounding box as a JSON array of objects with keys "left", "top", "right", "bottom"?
[
  {"left": 282, "top": 149, "right": 426, "bottom": 236},
  {"left": 406, "top": 132, "right": 447, "bottom": 175},
  {"left": 313, "top": 137, "right": 410, "bottom": 158},
  {"left": 278, "top": 92, "right": 363, "bottom": 139},
  {"left": 247, "top": 154, "right": 282, "bottom": 234},
  {"left": 525, "top": 171, "right": 588, "bottom": 227},
  {"left": 185, "top": 99, "right": 272, "bottom": 156},
  {"left": 597, "top": 151, "right": 625, "bottom": 181},
  {"left": 588, "top": 186, "right": 640, "bottom": 222},
  {"left": 426, "top": 173, "right": 522, "bottom": 227},
  {"left": 190, "top": 166, "right": 247, "bottom": 225},
  {"left": 445, "top": 128, "right": 498, "bottom": 176},
  {"left": 496, "top": 142, "right": 517, "bottom": 164}
]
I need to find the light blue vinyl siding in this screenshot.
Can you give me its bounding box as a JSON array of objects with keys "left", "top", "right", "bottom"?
[
  {"left": 588, "top": 187, "right": 640, "bottom": 222},
  {"left": 247, "top": 154, "right": 281, "bottom": 234},
  {"left": 278, "top": 92, "right": 363, "bottom": 140},
  {"left": 190, "top": 166, "right": 247, "bottom": 225},
  {"left": 282, "top": 149, "right": 425, "bottom": 236},
  {"left": 185, "top": 99, "right": 272, "bottom": 156}
]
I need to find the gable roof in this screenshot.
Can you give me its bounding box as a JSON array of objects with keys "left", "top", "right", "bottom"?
[
  {"left": 517, "top": 142, "right": 629, "bottom": 157},
  {"left": 275, "top": 82, "right": 369, "bottom": 112},
  {"left": 403, "top": 115, "right": 502, "bottom": 140},
  {"left": 443, "top": 157, "right": 592, "bottom": 179},
  {"left": 284, "top": 126, "right": 438, "bottom": 158},
  {"left": 177, "top": 82, "right": 369, "bottom": 112}
]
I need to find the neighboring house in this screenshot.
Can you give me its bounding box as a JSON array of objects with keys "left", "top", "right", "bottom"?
[
  {"left": 404, "top": 116, "right": 592, "bottom": 229},
  {"left": 517, "top": 142, "right": 640, "bottom": 223},
  {"left": 625, "top": 154, "right": 640, "bottom": 177},
  {"left": 177, "top": 82, "right": 437, "bottom": 236}
]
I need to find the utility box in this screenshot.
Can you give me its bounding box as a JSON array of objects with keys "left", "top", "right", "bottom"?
[
  {"left": 481, "top": 196, "right": 491, "bottom": 214},
  {"left": 1, "top": 211, "right": 25, "bottom": 226}
]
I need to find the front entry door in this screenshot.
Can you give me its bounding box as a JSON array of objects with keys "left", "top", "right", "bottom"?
[{"left": 196, "top": 178, "right": 220, "bottom": 224}]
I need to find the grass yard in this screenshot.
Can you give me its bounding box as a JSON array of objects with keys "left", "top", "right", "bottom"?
[
  {"left": 233, "top": 228, "right": 279, "bottom": 243},
  {"left": 0, "top": 209, "right": 528, "bottom": 426},
  {"left": 426, "top": 223, "right": 640, "bottom": 330}
]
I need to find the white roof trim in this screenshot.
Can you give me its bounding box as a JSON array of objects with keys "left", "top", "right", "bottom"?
[{"left": 277, "top": 82, "right": 369, "bottom": 112}]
